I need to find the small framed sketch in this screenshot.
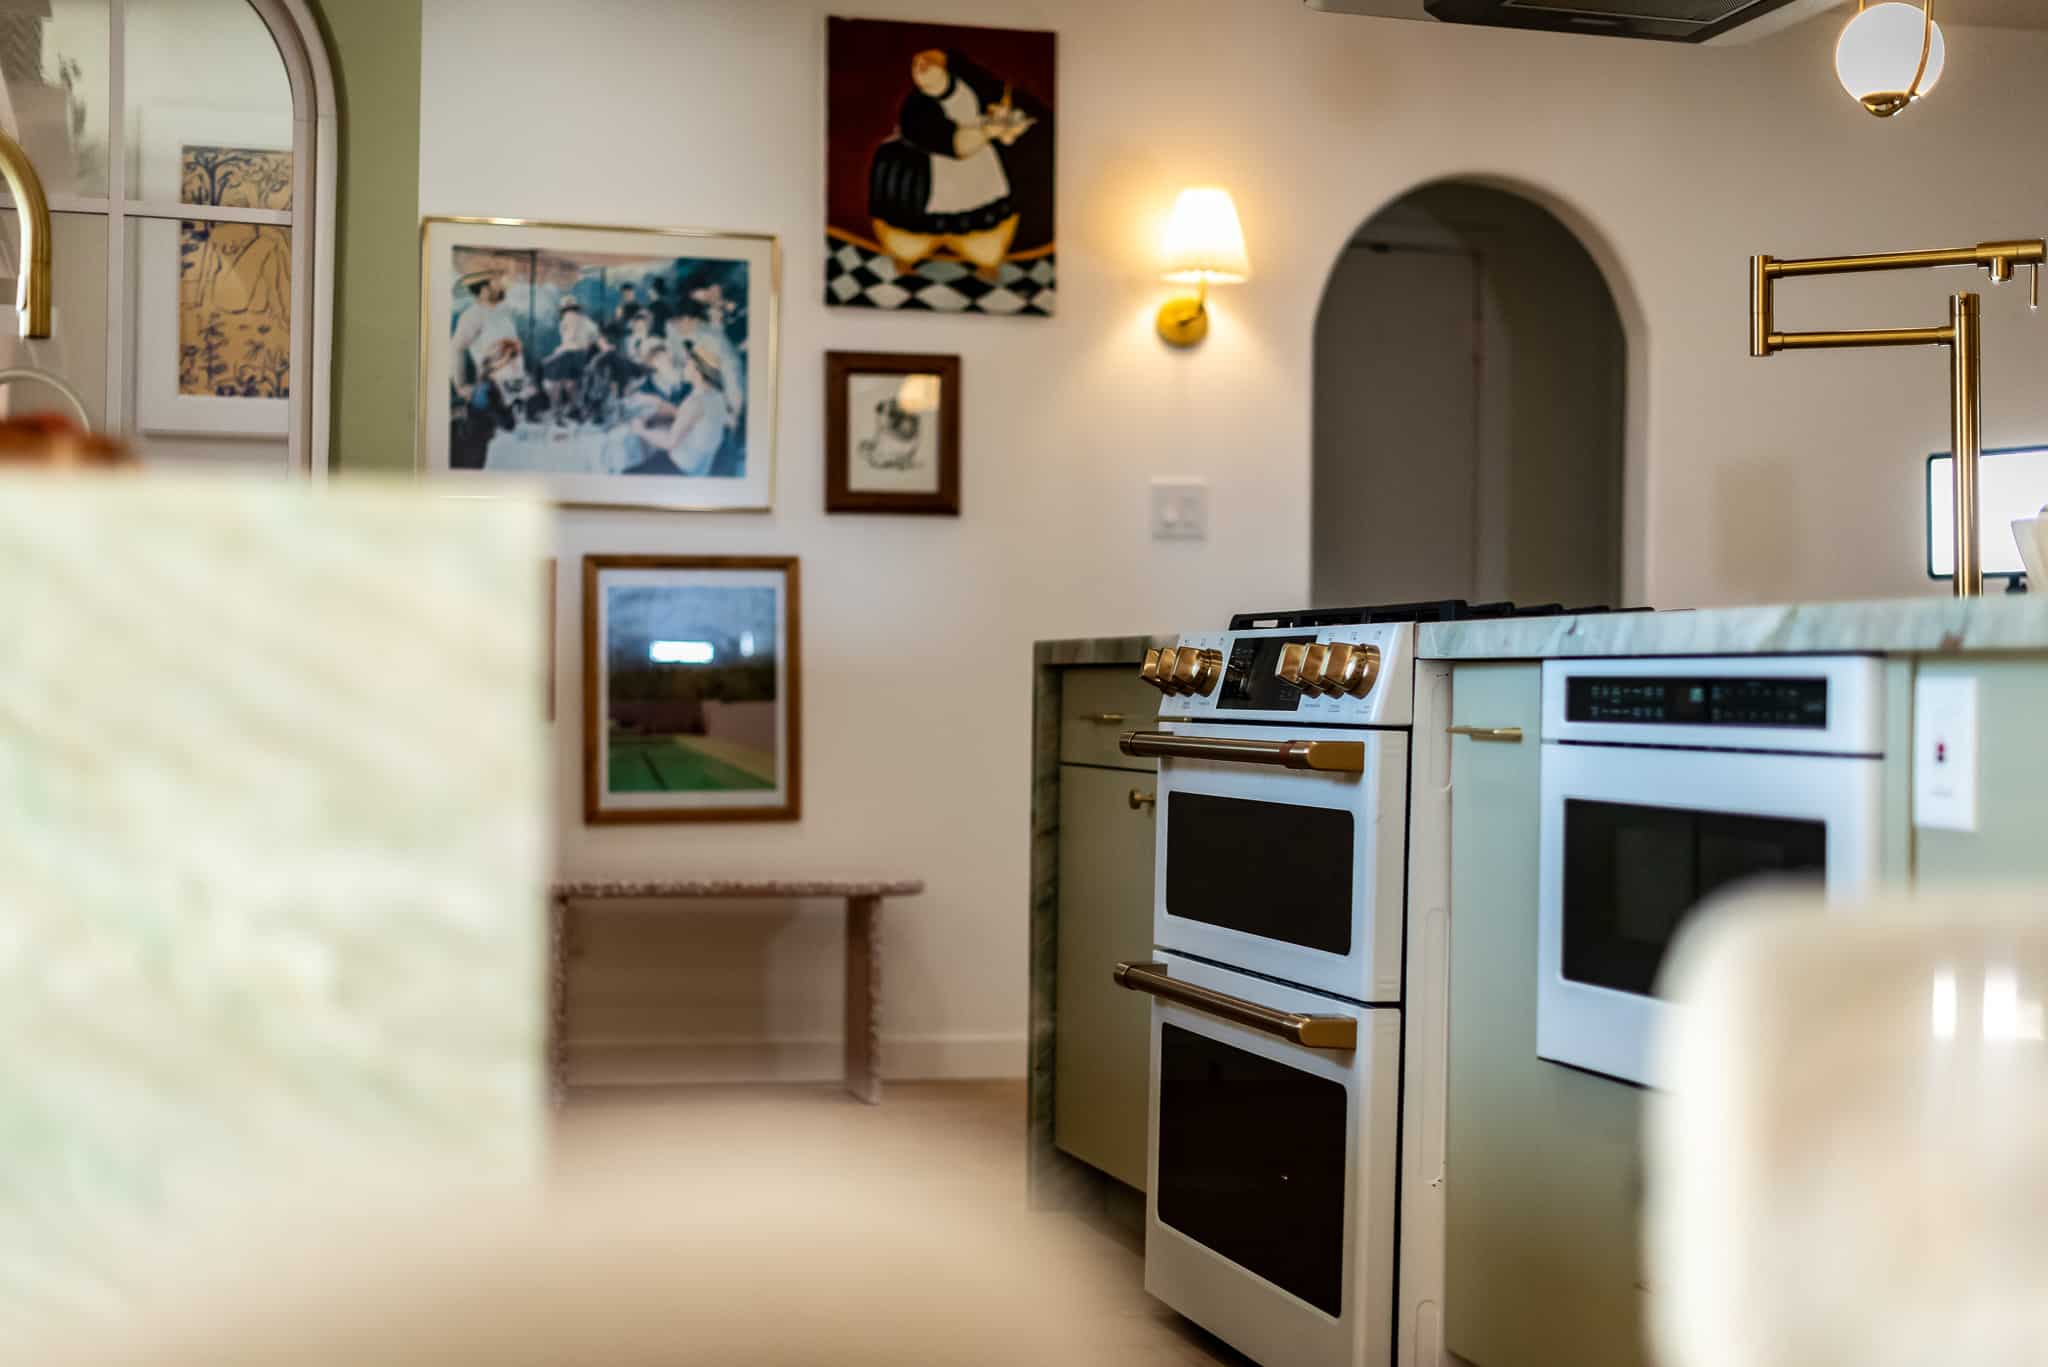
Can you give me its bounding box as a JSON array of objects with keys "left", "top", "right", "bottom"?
[
  {"left": 825, "top": 351, "right": 960, "bottom": 515},
  {"left": 583, "top": 555, "right": 800, "bottom": 824},
  {"left": 420, "top": 217, "right": 779, "bottom": 512}
]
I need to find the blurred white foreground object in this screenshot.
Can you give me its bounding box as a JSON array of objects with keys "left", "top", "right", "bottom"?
[
  {"left": 2014, "top": 512, "right": 2047, "bottom": 586},
  {"left": 0, "top": 474, "right": 550, "bottom": 1332},
  {"left": 1649, "top": 888, "right": 2048, "bottom": 1367}
]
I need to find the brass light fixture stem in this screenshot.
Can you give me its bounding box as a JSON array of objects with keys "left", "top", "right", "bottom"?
[
  {"left": 1749, "top": 238, "right": 2045, "bottom": 599},
  {"left": 0, "top": 129, "right": 52, "bottom": 339}
]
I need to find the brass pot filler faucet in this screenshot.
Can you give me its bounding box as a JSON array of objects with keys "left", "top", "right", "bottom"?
[{"left": 1751, "top": 238, "right": 2047, "bottom": 598}]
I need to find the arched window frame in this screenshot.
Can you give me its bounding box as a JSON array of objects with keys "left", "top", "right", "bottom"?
[{"left": 0, "top": 0, "right": 337, "bottom": 477}]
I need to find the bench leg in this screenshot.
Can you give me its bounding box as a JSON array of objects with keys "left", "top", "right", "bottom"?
[
  {"left": 845, "top": 895, "right": 882, "bottom": 1104},
  {"left": 549, "top": 895, "right": 571, "bottom": 1107}
]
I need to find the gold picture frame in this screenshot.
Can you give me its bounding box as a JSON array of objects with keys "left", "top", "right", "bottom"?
[{"left": 418, "top": 216, "right": 781, "bottom": 512}]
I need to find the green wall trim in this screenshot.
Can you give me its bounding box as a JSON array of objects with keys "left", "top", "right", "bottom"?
[{"left": 309, "top": 0, "right": 422, "bottom": 475}]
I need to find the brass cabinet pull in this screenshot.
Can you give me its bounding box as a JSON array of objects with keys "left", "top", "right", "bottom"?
[
  {"left": 1113, "top": 961, "right": 1357, "bottom": 1050},
  {"left": 1117, "top": 730, "right": 1365, "bottom": 773},
  {"left": 1076, "top": 712, "right": 1126, "bottom": 724},
  {"left": 1447, "top": 725, "right": 1524, "bottom": 743},
  {"left": 1128, "top": 788, "right": 1157, "bottom": 812}
]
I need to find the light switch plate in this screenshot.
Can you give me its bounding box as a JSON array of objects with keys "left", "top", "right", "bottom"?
[
  {"left": 1151, "top": 479, "right": 1209, "bottom": 542},
  {"left": 1914, "top": 674, "right": 1980, "bottom": 832}
]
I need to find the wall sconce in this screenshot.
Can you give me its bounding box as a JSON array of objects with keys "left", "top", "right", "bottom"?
[
  {"left": 1158, "top": 187, "right": 1250, "bottom": 348},
  {"left": 1836, "top": 1, "right": 1945, "bottom": 118}
]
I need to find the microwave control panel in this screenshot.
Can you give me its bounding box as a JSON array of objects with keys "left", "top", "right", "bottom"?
[
  {"left": 1150, "top": 623, "right": 1414, "bottom": 728},
  {"left": 1566, "top": 675, "right": 1829, "bottom": 729}
]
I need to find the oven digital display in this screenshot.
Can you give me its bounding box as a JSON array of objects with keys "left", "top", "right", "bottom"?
[
  {"left": 1566, "top": 676, "right": 1829, "bottom": 728},
  {"left": 1217, "top": 634, "right": 1317, "bottom": 711}
]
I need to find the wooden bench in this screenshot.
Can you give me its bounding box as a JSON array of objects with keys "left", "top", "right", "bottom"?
[{"left": 548, "top": 879, "right": 926, "bottom": 1104}]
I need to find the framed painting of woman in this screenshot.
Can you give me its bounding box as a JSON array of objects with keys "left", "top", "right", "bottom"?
[{"left": 825, "top": 18, "right": 1056, "bottom": 318}]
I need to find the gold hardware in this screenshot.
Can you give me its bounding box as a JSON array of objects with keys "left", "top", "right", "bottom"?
[
  {"left": 1276, "top": 641, "right": 1311, "bottom": 690},
  {"left": 0, "top": 129, "right": 53, "bottom": 339},
  {"left": 1324, "top": 642, "right": 1382, "bottom": 699},
  {"left": 1078, "top": 712, "right": 1127, "bottom": 724},
  {"left": 1114, "top": 961, "right": 1357, "bottom": 1050},
  {"left": 1299, "top": 643, "right": 1332, "bottom": 698},
  {"left": 1128, "top": 788, "right": 1157, "bottom": 812},
  {"left": 1154, "top": 646, "right": 1184, "bottom": 696},
  {"left": 1169, "top": 647, "right": 1223, "bottom": 697},
  {"left": 1118, "top": 730, "right": 1365, "bottom": 773},
  {"left": 1447, "top": 725, "right": 1525, "bottom": 743},
  {"left": 1140, "top": 648, "right": 1164, "bottom": 690},
  {"left": 1156, "top": 283, "right": 1210, "bottom": 348},
  {"left": 1749, "top": 237, "right": 2046, "bottom": 598}
]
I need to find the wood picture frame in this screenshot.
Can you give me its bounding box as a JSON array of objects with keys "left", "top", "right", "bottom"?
[
  {"left": 825, "top": 351, "right": 961, "bottom": 515},
  {"left": 581, "top": 555, "right": 801, "bottom": 824}
]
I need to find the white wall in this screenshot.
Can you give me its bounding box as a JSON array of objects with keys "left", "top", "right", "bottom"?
[{"left": 421, "top": 0, "right": 2048, "bottom": 1080}]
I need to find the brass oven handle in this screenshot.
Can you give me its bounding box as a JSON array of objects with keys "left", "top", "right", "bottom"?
[
  {"left": 1447, "top": 725, "right": 1524, "bottom": 743},
  {"left": 1114, "top": 961, "right": 1357, "bottom": 1050},
  {"left": 1076, "top": 712, "right": 1127, "bottom": 724},
  {"left": 1117, "top": 731, "right": 1365, "bottom": 773},
  {"left": 1128, "top": 788, "right": 1156, "bottom": 811}
]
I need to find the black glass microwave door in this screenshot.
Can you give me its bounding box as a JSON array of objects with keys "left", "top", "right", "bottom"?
[
  {"left": 1156, "top": 1023, "right": 1348, "bottom": 1318},
  {"left": 1561, "top": 799, "right": 1826, "bottom": 997},
  {"left": 1165, "top": 792, "right": 1355, "bottom": 956}
]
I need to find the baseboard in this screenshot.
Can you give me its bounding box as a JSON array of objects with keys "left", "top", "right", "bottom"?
[{"left": 565, "top": 1033, "right": 1025, "bottom": 1086}]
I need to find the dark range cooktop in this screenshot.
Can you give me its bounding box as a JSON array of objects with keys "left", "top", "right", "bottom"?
[{"left": 1227, "top": 600, "right": 1652, "bottom": 631}]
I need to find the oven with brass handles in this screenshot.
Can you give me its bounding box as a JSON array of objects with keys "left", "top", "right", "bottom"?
[
  {"left": 1136, "top": 948, "right": 1402, "bottom": 1367},
  {"left": 1143, "top": 718, "right": 1407, "bottom": 1005}
]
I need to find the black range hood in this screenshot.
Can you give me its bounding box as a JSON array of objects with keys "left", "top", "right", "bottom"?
[{"left": 1303, "top": 0, "right": 1838, "bottom": 44}]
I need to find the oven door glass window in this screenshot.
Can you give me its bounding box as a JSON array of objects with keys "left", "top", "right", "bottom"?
[
  {"left": 1165, "top": 793, "right": 1354, "bottom": 955},
  {"left": 1155, "top": 1023, "right": 1348, "bottom": 1316},
  {"left": 1562, "top": 798, "right": 1825, "bottom": 996}
]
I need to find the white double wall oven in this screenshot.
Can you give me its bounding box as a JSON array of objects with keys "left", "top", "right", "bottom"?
[{"left": 1114, "top": 622, "right": 1418, "bottom": 1367}]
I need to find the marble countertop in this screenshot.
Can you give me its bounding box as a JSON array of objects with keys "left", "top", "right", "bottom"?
[{"left": 1419, "top": 594, "right": 2048, "bottom": 660}]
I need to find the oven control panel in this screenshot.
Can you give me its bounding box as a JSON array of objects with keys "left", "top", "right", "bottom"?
[{"left": 1145, "top": 623, "right": 1413, "bottom": 728}]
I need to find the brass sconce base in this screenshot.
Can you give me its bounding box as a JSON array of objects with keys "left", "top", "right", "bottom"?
[
  {"left": 1860, "top": 91, "right": 1913, "bottom": 117},
  {"left": 1157, "top": 295, "right": 1209, "bottom": 348}
]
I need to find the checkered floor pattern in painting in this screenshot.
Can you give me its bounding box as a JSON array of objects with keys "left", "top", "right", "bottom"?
[{"left": 825, "top": 234, "right": 1056, "bottom": 316}]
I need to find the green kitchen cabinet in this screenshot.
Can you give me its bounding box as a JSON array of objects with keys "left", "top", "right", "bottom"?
[
  {"left": 1052, "top": 669, "right": 1160, "bottom": 1192},
  {"left": 1444, "top": 663, "right": 1650, "bottom": 1367}
]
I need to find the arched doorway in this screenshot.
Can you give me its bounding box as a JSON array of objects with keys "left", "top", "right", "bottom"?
[
  {"left": 1312, "top": 180, "right": 1628, "bottom": 609},
  {"left": 0, "top": 0, "right": 336, "bottom": 475}
]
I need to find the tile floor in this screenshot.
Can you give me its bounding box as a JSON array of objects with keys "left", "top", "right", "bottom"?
[{"left": 561, "top": 1080, "right": 1253, "bottom": 1365}]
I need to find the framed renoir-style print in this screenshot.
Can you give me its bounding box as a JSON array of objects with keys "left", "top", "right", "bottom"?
[
  {"left": 826, "top": 351, "right": 960, "bottom": 515},
  {"left": 136, "top": 108, "right": 294, "bottom": 437},
  {"left": 583, "top": 556, "right": 800, "bottom": 824},
  {"left": 420, "top": 218, "right": 778, "bottom": 512},
  {"left": 826, "top": 17, "right": 1055, "bottom": 317}
]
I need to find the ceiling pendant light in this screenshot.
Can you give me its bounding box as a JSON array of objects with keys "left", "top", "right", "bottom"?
[{"left": 1836, "top": 0, "right": 1946, "bottom": 118}]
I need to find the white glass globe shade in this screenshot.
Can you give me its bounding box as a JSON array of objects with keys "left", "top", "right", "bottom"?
[{"left": 1836, "top": 3, "right": 1946, "bottom": 108}]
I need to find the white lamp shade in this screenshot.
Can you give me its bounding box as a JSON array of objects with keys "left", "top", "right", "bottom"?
[
  {"left": 1836, "top": 3, "right": 1946, "bottom": 104},
  {"left": 1161, "top": 188, "right": 1250, "bottom": 285},
  {"left": 895, "top": 373, "right": 941, "bottom": 415}
]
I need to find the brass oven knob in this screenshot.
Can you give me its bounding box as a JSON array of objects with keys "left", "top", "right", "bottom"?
[
  {"left": 1140, "top": 648, "right": 1164, "bottom": 690},
  {"left": 1331, "top": 643, "right": 1381, "bottom": 698},
  {"left": 1173, "top": 648, "right": 1224, "bottom": 697},
  {"left": 1299, "top": 643, "right": 1333, "bottom": 697},
  {"left": 1158, "top": 646, "right": 1188, "bottom": 696},
  {"left": 1276, "top": 642, "right": 1310, "bottom": 690}
]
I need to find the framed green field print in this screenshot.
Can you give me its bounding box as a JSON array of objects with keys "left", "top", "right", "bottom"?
[{"left": 582, "top": 555, "right": 800, "bottom": 823}]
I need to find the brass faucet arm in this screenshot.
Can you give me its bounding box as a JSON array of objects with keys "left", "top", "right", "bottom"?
[
  {"left": 1764, "top": 241, "right": 2046, "bottom": 282},
  {"left": 0, "top": 129, "right": 51, "bottom": 339}
]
